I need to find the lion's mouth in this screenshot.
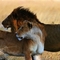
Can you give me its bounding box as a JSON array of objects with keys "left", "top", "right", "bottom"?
[{"left": 2, "top": 24, "right": 10, "bottom": 29}]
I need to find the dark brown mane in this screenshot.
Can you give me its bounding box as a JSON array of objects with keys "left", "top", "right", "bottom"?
[
  {"left": 2, "top": 6, "right": 42, "bottom": 33},
  {"left": 11, "top": 7, "right": 40, "bottom": 23}
]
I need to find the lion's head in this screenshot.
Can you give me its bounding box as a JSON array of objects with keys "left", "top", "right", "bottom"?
[{"left": 2, "top": 7, "right": 40, "bottom": 33}]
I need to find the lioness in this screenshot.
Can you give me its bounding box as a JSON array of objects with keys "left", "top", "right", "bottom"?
[
  {"left": 15, "top": 21, "right": 46, "bottom": 54},
  {"left": 0, "top": 30, "right": 42, "bottom": 60}
]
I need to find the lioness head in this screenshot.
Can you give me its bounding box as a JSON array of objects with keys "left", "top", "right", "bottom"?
[
  {"left": 15, "top": 21, "right": 33, "bottom": 40},
  {"left": 2, "top": 7, "right": 40, "bottom": 33},
  {"left": 15, "top": 21, "right": 46, "bottom": 42}
]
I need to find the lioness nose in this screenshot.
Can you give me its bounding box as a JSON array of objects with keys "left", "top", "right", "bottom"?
[
  {"left": 20, "top": 37, "right": 23, "bottom": 39},
  {"left": 17, "top": 37, "right": 23, "bottom": 41}
]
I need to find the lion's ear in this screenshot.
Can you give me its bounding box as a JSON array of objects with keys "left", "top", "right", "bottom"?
[{"left": 27, "top": 22, "right": 32, "bottom": 28}]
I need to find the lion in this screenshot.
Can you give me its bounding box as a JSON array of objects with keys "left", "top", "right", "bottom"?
[
  {"left": 0, "top": 30, "right": 42, "bottom": 60},
  {"left": 2, "top": 7, "right": 40, "bottom": 33}
]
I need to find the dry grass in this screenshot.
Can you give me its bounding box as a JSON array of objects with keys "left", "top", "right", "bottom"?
[
  {"left": 0, "top": 0, "right": 60, "bottom": 60},
  {"left": 0, "top": 0, "right": 60, "bottom": 24},
  {"left": 6, "top": 51, "right": 60, "bottom": 60}
]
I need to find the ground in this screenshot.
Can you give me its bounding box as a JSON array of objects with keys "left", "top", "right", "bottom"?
[{"left": 0, "top": 0, "right": 60, "bottom": 60}]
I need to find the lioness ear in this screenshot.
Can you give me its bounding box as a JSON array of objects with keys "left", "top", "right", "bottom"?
[{"left": 27, "top": 22, "right": 32, "bottom": 28}]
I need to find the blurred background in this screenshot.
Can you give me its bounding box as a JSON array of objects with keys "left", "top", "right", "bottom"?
[{"left": 0, "top": 0, "right": 60, "bottom": 60}]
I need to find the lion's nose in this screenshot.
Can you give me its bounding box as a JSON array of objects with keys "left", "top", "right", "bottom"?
[{"left": 2, "top": 21, "right": 6, "bottom": 27}]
